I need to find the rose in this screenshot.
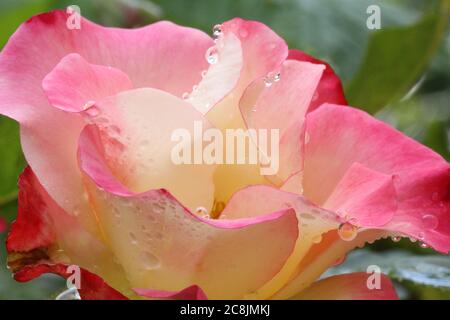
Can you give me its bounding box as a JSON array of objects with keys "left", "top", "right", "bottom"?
[{"left": 0, "top": 10, "right": 449, "bottom": 300}]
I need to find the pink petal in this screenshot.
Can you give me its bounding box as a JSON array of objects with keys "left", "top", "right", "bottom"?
[
  {"left": 14, "top": 263, "right": 128, "bottom": 300},
  {"left": 77, "top": 126, "right": 299, "bottom": 299},
  {"left": 219, "top": 185, "right": 339, "bottom": 298},
  {"left": 43, "top": 53, "right": 133, "bottom": 112},
  {"left": 303, "top": 104, "right": 450, "bottom": 252},
  {"left": 80, "top": 88, "right": 216, "bottom": 212},
  {"left": 200, "top": 19, "right": 290, "bottom": 205},
  {"left": 292, "top": 272, "right": 398, "bottom": 300},
  {"left": 288, "top": 49, "right": 347, "bottom": 111},
  {"left": 0, "top": 10, "right": 212, "bottom": 226},
  {"left": 324, "top": 162, "right": 398, "bottom": 227},
  {"left": 239, "top": 60, "right": 325, "bottom": 183},
  {"left": 134, "top": 285, "right": 208, "bottom": 300}
]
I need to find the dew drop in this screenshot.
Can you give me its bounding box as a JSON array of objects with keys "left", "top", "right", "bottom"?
[
  {"left": 141, "top": 251, "right": 160, "bottom": 270},
  {"left": 239, "top": 29, "right": 248, "bottom": 38},
  {"left": 391, "top": 235, "right": 402, "bottom": 243},
  {"left": 182, "top": 92, "right": 189, "bottom": 100},
  {"left": 129, "top": 232, "right": 138, "bottom": 245},
  {"left": 338, "top": 222, "right": 358, "bottom": 241},
  {"left": 196, "top": 206, "right": 209, "bottom": 218},
  {"left": 304, "top": 132, "right": 310, "bottom": 144},
  {"left": 205, "top": 46, "right": 219, "bottom": 65},
  {"left": 83, "top": 100, "right": 96, "bottom": 111},
  {"left": 85, "top": 105, "right": 100, "bottom": 117},
  {"left": 312, "top": 234, "right": 322, "bottom": 244},
  {"left": 212, "top": 24, "right": 222, "bottom": 41},
  {"left": 263, "top": 72, "right": 281, "bottom": 87},
  {"left": 201, "top": 70, "right": 208, "bottom": 78},
  {"left": 422, "top": 214, "right": 439, "bottom": 230},
  {"left": 420, "top": 242, "right": 429, "bottom": 249}
]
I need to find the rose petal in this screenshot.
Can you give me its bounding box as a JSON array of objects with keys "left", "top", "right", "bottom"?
[
  {"left": 134, "top": 285, "right": 208, "bottom": 300},
  {"left": 324, "top": 162, "right": 398, "bottom": 227},
  {"left": 43, "top": 53, "right": 133, "bottom": 112},
  {"left": 6, "top": 167, "right": 132, "bottom": 297},
  {"left": 291, "top": 272, "right": 398, "bottom": 300},
  {"left": 219, "top": 185, "right": 339, "bottom": 298},
  {"left": 288, "top": 49, "right": 347, "bottom": 111},
  {"left": 0, "top": 10, "right": 212, "bottom": 227},
  {"left": 239, "top": 60, "right": 325, "bottom": 183},
  {"left": 14, "top": 263, "right": 128, "bottom": 300},
  {"left": 82, "top": 88, "right": 216, "bottom": 212},
  {"left": 78, "top": 128, "right": 299, "bottom": 299},
  {"left": 203, "top": 18, "right": 289, "bottom": 204},
  {"left": 303, "top": 104, "right": 450, "bottom": 252}
]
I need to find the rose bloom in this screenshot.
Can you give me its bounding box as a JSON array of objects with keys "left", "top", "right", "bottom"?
[{"left": 0, "top": 10, "right": 449, "bottom": 300}]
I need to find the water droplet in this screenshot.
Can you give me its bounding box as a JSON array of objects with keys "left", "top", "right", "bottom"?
[
  {"left": 251, "top": 106, "right": 257, "bottom": 112},
  {"left": 205, "top": 46, "right": 219, "bottom": 64},
  {"left": 182, "top": 92, "right": 189, "bottom": 100},
  {"left": 304, "top": 132, "right": 310, "bottom": 144},
  {"left": 196, "top": 206, "right": 209, "bottom": 218},
  {"left": 422, "top": 214, "right": 439, "bottom": 230},
  {"left": 420, "top": 242, "right": 429, "bottom": 249},
  {"left": 129, "top": 232, "right": 138, "bottom": 245},
  {"left": 391, "top": 235, "right": 402, "bottom": 242},
  {"left": 83, "top": 100, "right": 96, "bottom": 111},
  {"left": 212, "top": 24, "right": 222, "bottom": 41},
  {"left": 85, "top": 105, "right": 100, "bottom": 117},
  {"left": 201, "top": 70, "right": 208, "bottom": 78},
  {"left": 239, "top": 29, "right": 248, "bottom": 38},
  {"left": 141, "top": 251, "right": 160, "bottom": 270},
  {"left": 312, "top": 234, "right": 322, "bottom": 244},
  {"left": 338, "top": 222, "right": 358, "bottom": 241},
  {"left": 264, "top": 71, "right": 281, "bottom": 87}
]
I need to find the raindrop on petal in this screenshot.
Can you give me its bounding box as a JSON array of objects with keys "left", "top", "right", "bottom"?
[
  {"left": 338, "top": 222, "right": 358, "bottom": 242},
  {"left": 205, "top": 46, "right": 219, "bottom": 65},
  {"left": 422, "top": 214, "right": 439, "bottom": 230},
  {"left": 212, "top": 24, "right": 222, "bottom": 41}
]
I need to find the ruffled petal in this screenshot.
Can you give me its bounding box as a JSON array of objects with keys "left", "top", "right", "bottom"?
[
  {"left": 14, "top": 264, "right": 127, "bottom": 300},
  {"left": 291, "top": 272, "right": 398, "bottom": 300},
  {"left": 78, "top": 126, "right": 300, "bottom": 299},
  {"left": 134, "top": 285, "right": 208, "bottom": 300},
  {"left": 219, "top": 185, "right": 339, "bottom": 298},
  {"left": 288, "top": 49, "right": 347, "bottom": 111},
  {"left": 43, "top": 53, "right": 133, "bottom": 112},
  {"left": 303, "top": 104, "right": 450, "bottom": 252},
  {"left": 6, "top": 167, "right": 132, "bottom": 297},
  {"left": 81, "top": 88, "right": 216, "bottom": 212},
  {"left": 0, "top": 9, "right": 212, "bottom": 228}
]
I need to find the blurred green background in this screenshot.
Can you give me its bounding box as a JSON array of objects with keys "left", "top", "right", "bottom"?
[{"left": 0, "top": 0, "right": 449, "bottom": 299}]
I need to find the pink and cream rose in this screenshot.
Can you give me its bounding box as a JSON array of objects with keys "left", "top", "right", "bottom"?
[{"left": 0, "top": 10, "right": 449, "bottom": 300}]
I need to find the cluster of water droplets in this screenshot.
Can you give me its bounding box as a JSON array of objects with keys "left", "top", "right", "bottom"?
[{"left": 263, "top": 71, "right": 281, "bottom": 87}]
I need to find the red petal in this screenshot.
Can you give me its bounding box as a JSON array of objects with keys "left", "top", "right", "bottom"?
[
  {"left": 15, "top": 263, "right": 128, "bottom": 300},
  {"left": 6, "top": 167, "right": 55, "bottom": 252}
]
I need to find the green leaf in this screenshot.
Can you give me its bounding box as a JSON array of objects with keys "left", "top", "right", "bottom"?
[
  {"left": 0, "top": 116, "right": 25, "bottom": 207},
  {"left": 346, "top": 0, "right": 450, "bottom": 113},
  {"left": 324, "top": 249, "right": 450, "bottom": 290},
  {"left": 0, "top": 0, "right": 53, "bottom": 48}
]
